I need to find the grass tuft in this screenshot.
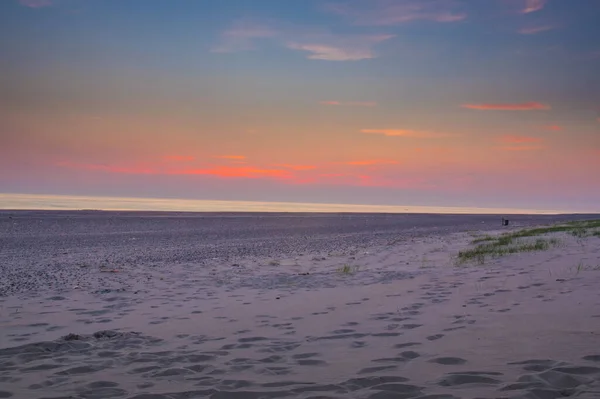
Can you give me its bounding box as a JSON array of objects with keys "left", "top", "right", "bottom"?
[
  {"left": 471, "top": 236, "right": 495, "bottom": 244},
  {"left": 338, "top": 264, "right": 359, "bottom": 275},
  {"left": 457, "top": 219, "right": 600, "bottom": 265}
]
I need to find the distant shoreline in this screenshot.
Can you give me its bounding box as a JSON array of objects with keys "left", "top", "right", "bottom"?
[
  {"left": 1, "top": 193, "right": 589, "bottom": 215},
  {"left": 1, "top": 209, "right": 599, "bottom": 218}
]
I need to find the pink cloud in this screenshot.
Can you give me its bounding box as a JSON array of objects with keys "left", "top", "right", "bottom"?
[
  {"left": 361, "top": 129, "right": 455, "bottom": 139},
  {"left": 462, "top": 102, "right": 550, "bottom": 111},
  {"left": 276, "top": 164, "right": 317, "bottom": 171},
  {"left": 325, "top": 0, "right": 466, "bottom": 26},
  {"left": 345, "top": 160, "right": 399, "bottom": 166},
  {"left": 518, "top": 25, "right": 555, "bottom": 35},
  {"left": 286, "top": 34, "right": 394, "bottom": 61},
  {"left": 499, "top": 135, "right": 544, "bottom": 144},
  {"left": 498, "top": 146, "right": 544, "bottom": 151},
  {"left": 522, "top": 0, "right": 547, "bottom": 14},
  {"left": 542, "top": 125, "right": 562, "bottom": 131},
  {"left": 214, "top": 20, "right": 394, "bottom": 61},
  {"left": 211, "top": 21, "right": 277, "bottom": 53},
  {"left": 57, "top": 160, "right": 292, "bottom": 180},
  {"left": 320, "top": 101, "right": 377, "bottom": 107},
  {"left": 18, "top": 0, "right": 52, "bottom": 8},
  {"left": 175, "top": 167, "right": 291, "bottom": 179}
]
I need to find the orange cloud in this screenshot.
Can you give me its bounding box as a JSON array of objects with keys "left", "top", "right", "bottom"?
[
  {"left": 175, "top": 166, "right": 290, "bottom": 179},
  {"left": 321, "top": 101, "right": 377, "bottom": 107},
  {"left": 543, "top": 125, "right": 562, "bottom": 131},
  {"left": 462, "top": 102, "right": 550, "bottom": 111},
  {"left": 215, "top": 155, "right": 247, "bottom": 160},
  {"left": 163, "top": 155, "right": 195, "bottom": 162},
  {"left": 499, "top": 135, "right": 544, "bottom": 144},
  {"left": 361, "top": 129, "right": 454, "bottom": 138},
  {"left": 57, "top": 161, "right": 291, "bottom": 180},
  {"left": 345, "top": 160, "right": 399, "bottom": 166},
  {"left": 522, "top": 0, "right": 546, "bottom": 13},
  {"left": 276, "top": 164, "right": 317, "bottom": 171}
]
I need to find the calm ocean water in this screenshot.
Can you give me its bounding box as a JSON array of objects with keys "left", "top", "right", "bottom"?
[{"left": 0, "top": 193, "right": 562, "bottom": 214}]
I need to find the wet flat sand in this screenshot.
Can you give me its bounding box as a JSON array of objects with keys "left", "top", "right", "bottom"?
[{"left": 1, "top": 211, "right": 600, "bottom": 399}]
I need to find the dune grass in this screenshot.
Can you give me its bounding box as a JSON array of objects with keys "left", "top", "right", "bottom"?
[
  {"left": 458, "top": 219, "right": 600, "bottom": 265},
  {"left": 338, "top": 264, "right": 359, "bottom": 275}
]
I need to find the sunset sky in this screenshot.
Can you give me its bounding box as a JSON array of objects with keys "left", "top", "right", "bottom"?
[{"left": 1, "top": 0, "right": 599, "bottom": 212}]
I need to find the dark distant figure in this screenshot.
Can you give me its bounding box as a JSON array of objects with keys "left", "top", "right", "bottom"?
[{"left": 502, "top": 218, "right": 509, "bottom": 226}]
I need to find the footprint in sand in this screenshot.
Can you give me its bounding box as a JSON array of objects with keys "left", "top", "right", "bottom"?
[
  {"left": 394, "top": 342, "right": 422, "bottom": 349},
  {"left": 358, "top": 365, "right": 397, "bottom": 374},
  {"left": 430, "top": 357, "right": 467, "bottom": 365},
  {"left": 427, "top": 334, "right": 445, "bottom": 341},
  {"left": 438, "top": 371, "right": 502, "bottom": 386},
  {"left": 402, "top": 324, "right": 423, "bottom": 330},
  {"left": 400, "top": 351, "right": 420, "bottom": 359}
]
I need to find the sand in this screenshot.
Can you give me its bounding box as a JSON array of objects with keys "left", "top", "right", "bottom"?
[{"left": 1, "top": 211, "right": 600, "bottom": 399}]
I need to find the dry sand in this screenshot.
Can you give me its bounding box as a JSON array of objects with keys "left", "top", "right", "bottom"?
[{"left": 1, "top": 212, "right": 600, "bottom": 399}]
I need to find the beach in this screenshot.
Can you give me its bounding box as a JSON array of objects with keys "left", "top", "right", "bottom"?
[{"left": 1, "top": 211, "right": 600, "bottom": 399}]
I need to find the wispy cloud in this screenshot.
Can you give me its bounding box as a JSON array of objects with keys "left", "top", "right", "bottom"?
[
  {"left": 361, "top": 129, "right": 455, "bottom": 138},
  {"left": 344, "top": 160, "right": 399, "bottom": 166},
  {"left": 58, "top": 160, "right": 292, "bottom": 180},
  {"left": 286, "top": 34, "right": 394, "bottom": 61},
  {"left": 163, "top": 155, "right": 195, "bottom": 162},
  {"left": 499, "top": 135, "right": 544, "bottom": 144},
  {"left": 321, "top": 101, "right": 377, "bottom": 107},
  {"left": 497, "top": 135, "right": 544, "bottom": 151},
  {"left": 324, "top": 0, "right": 466, "bottom": 26},
  {"left": 276, "top": 164, "right": 317, "bottom": 171},
  {"left": 211, "top": 20, "right": 277, "bottom": 53},
  {"left": 518, "top": 25, "right": 555, "bottom": 35},
  {"left": 18, "top": 0, "right": 52, "bottom": 8},
  {"left": 499, "top": 146, "right": 544, "bottom": 151},
  {"left": 522, "top": 0, "right": 547, "bottom": 14},
  {"left": 56, "top": 161, "right": 158, "bottom": 175},
  {"left": 215, "top": 155, "right": 247, "bottom": 160},
  {"left": 175, "top": 167, "right": 290, "bottom": 179},
  {"left": 542, "top": 125, "right": 562, "bottom": 131},
  {"left": 462, "top": 102, "right": 550, "bottom": 111},
  {"left": 213, "top": 20, "right": 394, "bottom": 61}
]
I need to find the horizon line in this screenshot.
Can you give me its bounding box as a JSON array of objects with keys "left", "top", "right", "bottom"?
[{"left": 0, "top": 192, "right": 592, "bottom": 215}]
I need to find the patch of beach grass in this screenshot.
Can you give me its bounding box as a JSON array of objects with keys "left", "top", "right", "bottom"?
[
  {"left": 571, "top": 228, "right": 589, "bottom": 238},
  {"left": 338, "top": 264, "right": 359, "bottom": 275},
  {"left": 471, "top": 235, "right": 495, "bottom": 244},
  {"left": 575, "top": 262, "right": 600, "bottom": 273},
  {"left": 458, "top": 219, "right": 600, "bottom": 265}
]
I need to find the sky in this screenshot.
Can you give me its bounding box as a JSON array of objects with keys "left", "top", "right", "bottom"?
[{"left": 1, "top": 0, "right": 599, "bottom": 212}]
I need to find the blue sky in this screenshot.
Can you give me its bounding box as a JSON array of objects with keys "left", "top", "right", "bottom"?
[{"left": 1, "top": 0, "right": 599, "bottom": 211}]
